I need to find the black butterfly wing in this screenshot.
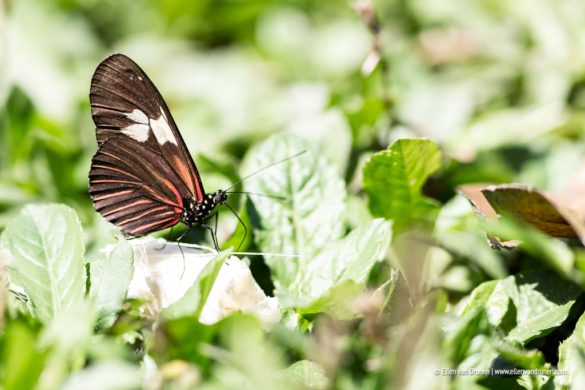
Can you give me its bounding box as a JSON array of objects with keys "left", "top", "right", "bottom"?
[
  {"left": 88, "top": 54, "right": 204, "bottom": 236},
  {"left": 89, "top": 136, "right": 185, "bottom": 236},
  {"left": 89, "top": 53, "right": 205, "bottom": 201}
]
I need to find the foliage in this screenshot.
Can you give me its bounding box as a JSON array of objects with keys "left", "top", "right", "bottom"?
[{"left": 3, "top": 0, "right": 585, "bottom": 389}]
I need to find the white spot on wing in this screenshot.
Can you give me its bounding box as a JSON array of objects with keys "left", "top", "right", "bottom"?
[
  {"left": 125, "top": 109, "right": 149, "bottom": 124},
  {"left": 150, "top": 109, "right": 177, "bottom": 145},
  {"left": 121, "top": 123, "right": 149, "bottom": 142}
]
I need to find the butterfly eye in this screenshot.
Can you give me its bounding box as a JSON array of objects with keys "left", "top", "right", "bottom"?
[{"left": 213, "top": 191, "right": 228, "bottom": 204}]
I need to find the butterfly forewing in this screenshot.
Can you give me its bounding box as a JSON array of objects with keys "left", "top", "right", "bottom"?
[{"left": 89, "top": 54, "right": 204, "bottom": 236}]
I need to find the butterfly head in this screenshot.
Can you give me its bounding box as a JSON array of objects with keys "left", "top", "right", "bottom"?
[{"left": 212, "top": 190, "right": 228, "bottom": 205}]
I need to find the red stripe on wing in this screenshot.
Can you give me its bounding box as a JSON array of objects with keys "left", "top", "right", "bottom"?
[{"left": 89, "top": 136, "right": 187, "bottom": 237}]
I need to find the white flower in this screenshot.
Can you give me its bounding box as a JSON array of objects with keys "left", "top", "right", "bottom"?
[{"left": 127, "top": 238, "right": 280, "bottom": 328}]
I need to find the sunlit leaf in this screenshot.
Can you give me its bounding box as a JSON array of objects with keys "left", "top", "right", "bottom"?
[
  {"left": 282, "top": 219, "right": 391, "bottom": 319},
  {"left": 87, "top": 240, "right": 134, "bottom": 328},
  {"left": 3, "top": 204, "right": 85, "bottom": 323},
  {"left": 363, "top": 138, "right": 441, "bottom": 233},
  {"left": 459, "top": 272, "right": 581, "bottom": 344},
  {"left": 244, "top": 133, "right": 346, "bottom": 288}
]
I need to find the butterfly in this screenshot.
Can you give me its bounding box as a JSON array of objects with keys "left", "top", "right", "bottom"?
[{"left": 88, "top": 54, "right": 230, "bottom": 248}]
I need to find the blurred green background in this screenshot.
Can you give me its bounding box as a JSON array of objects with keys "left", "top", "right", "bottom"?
[{"left": 4, "top": 0, "right": 585, "bottom": 387}]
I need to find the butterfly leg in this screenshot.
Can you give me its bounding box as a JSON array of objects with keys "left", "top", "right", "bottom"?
[
  {"left": 176, "top": 226, "right": 191, "bottom": 278},
  {"left": 202, "top": 221, "right": 220, "bottom": 252}
]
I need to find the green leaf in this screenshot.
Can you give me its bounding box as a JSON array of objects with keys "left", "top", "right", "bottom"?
[
  {"left": 557, "top": 312, "right": 585, "bottom": 388},
  {"left": 296, "top": 280, "right": 364, "bottom": 319},
  {"left": 284, "top": 360, "right": 329, "bottom": 389},
  {"left": 505, "top": 273, "right": 580, "bottom": 344},
  {"left": 3, "top": 204, "right": 85, "bottom": 323},
  {"left": 460, "top": 272, "right": 581, "bottom": 344},
  {"left": 161, "top": 251, "right": 230, "bottom": 321},
  {"left": 507, "top": 301, "right": 575, "bottom": 344},
  {"left": 493, "top": 341, "right": 547, "bottom": 370},
  {"left": 244, "top": 133, "right": 346, "bottom": 287},
  {"left": 87, "top": 240, "right": 134, "bottom": 328},
  {"left": 362, "top": 138, "right": 441, "bottom": 232},
  {"left": 458, "top": 280, "right": 503, "bottom": 322},
  {"left": 282, "top": 219, "right": 392, "bottom": 319},
  {"left": 446, "top": 308, "right": 493, "bottom": 366}
]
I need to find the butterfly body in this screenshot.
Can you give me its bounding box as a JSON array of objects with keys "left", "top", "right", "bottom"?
[
  {"left": 88, "top": 54, "right": 227, "bottom": 239},
  {"left": 182, "top": 190, "right": 228, "bottom": 227}
]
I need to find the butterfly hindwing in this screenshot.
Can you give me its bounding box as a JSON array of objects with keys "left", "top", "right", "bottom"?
[
  {"left": 89, "top": 136, "right": 186, "bottom": 236},
  {"left": 90, "top": 54, "right": 205, "bottom": 201}
]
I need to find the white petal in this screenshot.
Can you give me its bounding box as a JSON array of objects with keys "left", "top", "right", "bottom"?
[{"left": 126, "top": 238, "right": 280, "bottom": 328}]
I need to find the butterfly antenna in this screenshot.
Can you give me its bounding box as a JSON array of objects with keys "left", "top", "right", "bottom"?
[
  {"left": 225, "top": 150, "right": 307, "bottom": 192},
  {"left": 231, "top": 252, "right": 299, "bottom": 257},
  {"left": 225, "top": 191, "right": 287, "bottom": 201},
  {"left": 173, "top": 242, "right": 299, "bottom": 258}
]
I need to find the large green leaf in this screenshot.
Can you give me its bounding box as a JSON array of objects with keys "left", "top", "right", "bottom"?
[
  {"left": 281, "top": 219, "right": 392, "bottom": 319},
  {"left": 3, "top": 204, "right": 85, "bottom": 323},
  {"left": 87, "top": 240, "right": 134, "bottom": 328},
  {"left": 244, "top": 133, "right": 346, "bottom": 288},
  {"left": 161, "top": 251, "right": 230, "bottom": 321},
  {"left": 362, "top": 138, "right": 441, "bottom": 233}
]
